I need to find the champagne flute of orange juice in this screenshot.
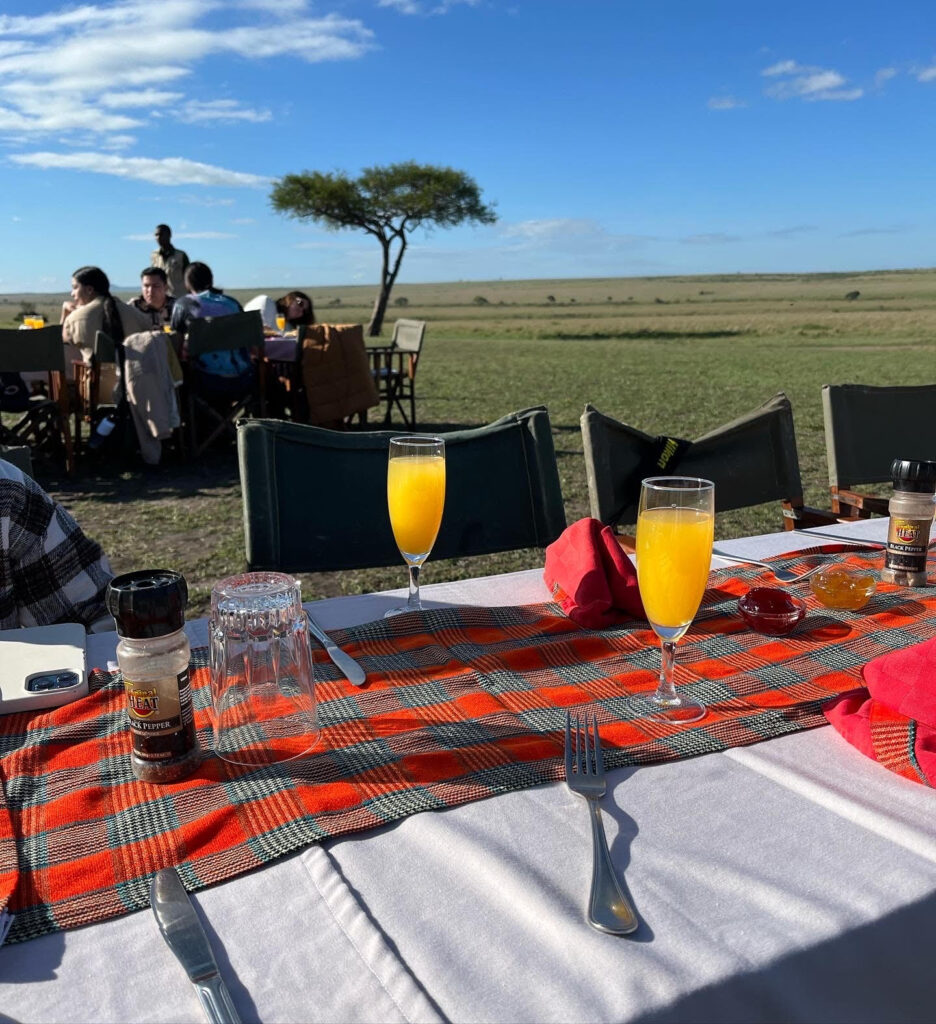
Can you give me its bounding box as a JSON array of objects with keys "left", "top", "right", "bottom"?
[
  {"left": 386, "top": 436, "right": 445, "bottom": 617},
  {"left": 631, "top": 476, "right": 714, "bottom": 723},
  {"left": 275, "top": 314, "right": 286, "bottom": 333}
]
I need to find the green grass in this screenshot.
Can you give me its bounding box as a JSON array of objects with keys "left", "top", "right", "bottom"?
[{"left": 5, "top": 269, "right": 934, "bottom": 617}]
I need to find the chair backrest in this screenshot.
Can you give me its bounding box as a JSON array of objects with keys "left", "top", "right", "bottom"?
[
  {"left": 0, "top": 326, "right": 66, "bottom": 374},
  {"left": 0, "top": 445, "right": 34, "bottom": 477},
  {"left": 822, "top": 383, "right": 936, "bottom": 488},
  {"left": 237, "top": 406, "right": 566, "bottom": 572},
  {"left": 186, "top": 310, "right": 265, "bottom": 356},
  {"left": 94, "top": 330, "right": 117, "bottom": 364},
  {"left": 581, "top": 392, "right": 805, "bottom": 526},
  {"left": 391, "top": 319, "right": 426, "bottom": 355}
]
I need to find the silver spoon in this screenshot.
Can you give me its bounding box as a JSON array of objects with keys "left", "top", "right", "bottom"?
[{"left": 711, "top": 547, "right": 825, "bottom": 584}]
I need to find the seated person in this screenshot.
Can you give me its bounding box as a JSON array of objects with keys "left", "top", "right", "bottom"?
[
  {"left": 244, "top": 291, "right": 316, "bottom": 331},
  {"left": 171, "top": 261, "right": 255, "bottom": 398},
  {"left": 61, "top": 265, "right": 152, "bottom": 396},
  {"left": 129, "top": 266, "right": 175, "bottom": 328},
  {"left": 0, "top": 458, "right": 113, "bottom": 631}
]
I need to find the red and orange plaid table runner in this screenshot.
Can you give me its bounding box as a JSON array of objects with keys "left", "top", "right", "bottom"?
[{"left": 2, "top": 546, "right": 934, "bottom": 944}]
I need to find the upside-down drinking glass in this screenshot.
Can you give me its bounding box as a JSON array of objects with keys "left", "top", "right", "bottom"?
[
  {"left": 209, "top": 571, "right": 318, "bottom": 764},
  {"left": 385, "top": 435, "right": 446, "bottom": 617},
  {"left": 630, "top": 476, "right": 715, "bottom": 723}
]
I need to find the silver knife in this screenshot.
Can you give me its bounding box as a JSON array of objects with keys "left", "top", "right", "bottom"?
[
  {"left": 791, "top": 529, "right": 886, "bottom": 549},
  {"left": 306, "top": 611, "right": 367, "bottom": 686},
  {"left": 151, "top": 868, "right": 242, "bottom": 1024}
]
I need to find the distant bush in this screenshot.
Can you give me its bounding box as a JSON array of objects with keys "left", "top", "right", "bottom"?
[
  {"left": 845, "top": 290, "right": 860, "bottom": 301},
  {"left": 394, "top": 296, "right": 409, "bottom": 306},
  {"left": 546, "top": 295, "right": 556, "bottom": 303},
  {"left": 473, "top": 295, "right": 489, "bottom": 305},
  {"left": 328, "top": 297, "right": 342, "bottom": 306}
]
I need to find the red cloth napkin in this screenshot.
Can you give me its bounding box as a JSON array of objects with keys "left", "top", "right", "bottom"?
[
  {"left": 544, "top": 517, "right": 644, "bottom": 629},
  {"left": 824, "top": 635, "right": 936, "bottom": 787}
]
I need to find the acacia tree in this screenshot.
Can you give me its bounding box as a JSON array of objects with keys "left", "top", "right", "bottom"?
[{"left": 270, "top": 161, "right": 496, "bottom": 336}]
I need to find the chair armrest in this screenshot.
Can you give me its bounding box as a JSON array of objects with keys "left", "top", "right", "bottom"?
[
  {"left": 831, "top": 489, "right": 890, "bottom": 519},
  {"left": 782, "top": 502, "right": 858, "bottom": 528}
]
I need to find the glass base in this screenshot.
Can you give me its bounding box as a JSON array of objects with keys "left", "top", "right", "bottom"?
[
  {"left": 626, "top": 691, "right": 706, "bottom": 724},
  {"left": 384, "top": 603, "right": 419, "bottom": 618}
]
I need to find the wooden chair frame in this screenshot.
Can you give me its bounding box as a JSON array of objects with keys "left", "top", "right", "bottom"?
[{"left": 368, "top": 318, "right": 426, "bottom": 426}]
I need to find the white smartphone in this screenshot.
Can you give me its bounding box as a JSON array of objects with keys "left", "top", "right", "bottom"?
[{"left": 0, "top": 622, "right": 88, "bottom": 714}]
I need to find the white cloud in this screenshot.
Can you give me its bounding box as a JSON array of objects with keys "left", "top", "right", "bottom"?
[
  {"left": 178, "top": 99, "right": 271, "bottom": 123},
  {"left": 174, "top": 230, "right": 237, "bottom": 239},
  {"left": 875, "top": 67, "right": 897, "bottom": 87},
  {"left": 499, "top": 218, "right": 654, "bottom": 253},
  {"left": 918, "top": 65, "right": 936, "bottom": 82},
  {"left": 0, "top": 2, "right": 373, "bottom": 146},
  {"left": 10, "top": 151, "right": 269, "bottom": 187},
  {"left": 378, "top": 0, "right": 480, "bottom": 13},
  {"left": 98, "top": 90, "right": 184, "bottom": 109},
  {"left": 707, "top": 96, "right": 746, "bottom": 110},
  {"left": 232, "top": 217, "right": 255, "bottom": 224},
  {"left": 762, "top": 59, "right": 863, "bottom": 101}
]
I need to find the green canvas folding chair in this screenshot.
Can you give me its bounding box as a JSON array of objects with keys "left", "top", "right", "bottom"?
[
  {"left": 822, "top": 383, "right": 936, "bottom": 518},
  {"left": 183, "top": 310, "right": 265, "bottom": 458},
  {"left": 368, "top": 318, "right": 426, "bottom": 426},
  {"left": 581, "top": 392, "right": 837, "bottom": 541},
  {"left": 237, "top": 406, "right": 566, "bottom": 572},
  {"left": 0, "top": 325, "right": 74, "bottom": 474}
]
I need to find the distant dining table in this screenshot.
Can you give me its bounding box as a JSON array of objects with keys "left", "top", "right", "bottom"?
[{"left": 2, "top": 516, "right": 936, "bottom": 1024}]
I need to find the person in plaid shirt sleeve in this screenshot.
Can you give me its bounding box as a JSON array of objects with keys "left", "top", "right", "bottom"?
[{"left": 0, "top": 459, "right": 113, "bottom": 631}]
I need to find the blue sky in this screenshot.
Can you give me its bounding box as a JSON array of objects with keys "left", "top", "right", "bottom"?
[{"left": 0, "top": 0, "right": 934, "bottom": 294}]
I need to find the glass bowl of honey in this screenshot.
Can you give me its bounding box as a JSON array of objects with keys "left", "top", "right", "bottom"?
[{"left": 809, "top": 565, "right": 876, "bottom": 610}]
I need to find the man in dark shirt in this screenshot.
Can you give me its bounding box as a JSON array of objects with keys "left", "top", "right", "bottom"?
[{"left": 129, "top": 266, "right": 174, "bottom": 328}]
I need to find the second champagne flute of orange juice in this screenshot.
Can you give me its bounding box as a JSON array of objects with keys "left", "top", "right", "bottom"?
[
  {"left": 386, "top": 435, "right": 446, "bottom": 617},
  {"left": 630, "top": 476, "right": 714, "bottom": 723}
]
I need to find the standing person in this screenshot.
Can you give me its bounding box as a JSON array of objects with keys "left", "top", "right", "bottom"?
[
  {"left": 129, "top": 266, "right": 175, "bottom": 327},
  {"left": 151, "top": 224, "right": 190, "bottom": 300},
  {"left": 171, "top": 262, "right": 254, "bottom": 397},
  {"left": 0, "top": 457, "right": 113, "bottom": 630}
]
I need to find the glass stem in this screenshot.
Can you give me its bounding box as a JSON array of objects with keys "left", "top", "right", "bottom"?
[
  {"left": 407, "top": 564, "right": 421, "bottom": 610},
  {"left": 655, "top": 640, "right": 678, "bottom": 705}
]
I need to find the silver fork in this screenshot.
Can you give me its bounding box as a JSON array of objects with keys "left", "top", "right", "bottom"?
[
  {"left": 565, "top": 711, "right": 639, "bottom": 935},
  {"left": 711, "top": 546, "right": 825, "bottom": 584}
]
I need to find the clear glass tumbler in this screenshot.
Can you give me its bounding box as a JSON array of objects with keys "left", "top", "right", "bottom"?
[{"left": 209, "top": 571, "right": 318, "bottom": 765}]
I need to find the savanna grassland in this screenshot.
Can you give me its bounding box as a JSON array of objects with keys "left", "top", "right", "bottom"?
[{"left": 4, "top": 268, "right": 935, "bottom": 617}]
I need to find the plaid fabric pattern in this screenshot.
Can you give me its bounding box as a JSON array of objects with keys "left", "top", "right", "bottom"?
[
  {"left": 1, "top": 545, "right": 932, "bottom": 944},
  {"left": 0, "top": 461, "right": 113, "bottom": 629}
]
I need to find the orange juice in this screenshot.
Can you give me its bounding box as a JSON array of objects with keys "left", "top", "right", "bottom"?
[
  {"left": 275, "top": 315, "right": 286, "bottom": 333},
  {"left": 636, "top": 506, "right": 714, "bottom": 629},
  {"left": 387, "top": 455, "right": 445, "bottom": 561}
]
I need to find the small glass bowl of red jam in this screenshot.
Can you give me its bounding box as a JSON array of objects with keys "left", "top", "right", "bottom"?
[
  {"left": 809, "top": 565, "right": 876, "bottom": 610},
  {"left": 738, "top": 587, "right": 807, "bottom": 635}
]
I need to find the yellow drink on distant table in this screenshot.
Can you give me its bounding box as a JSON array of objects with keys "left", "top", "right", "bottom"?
[
  {"left": 387, "top": 454, "right": 445, "bottom": 562},
  {"left": 636, "top": 506, "right": 714, "bottom": 630},
  {"left": 275, "top": 315, "right": 286, "bottom": 333}
]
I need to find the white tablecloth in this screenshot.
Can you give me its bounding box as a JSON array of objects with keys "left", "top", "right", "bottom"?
[{"left": 4, "top": 519, "right": 936, "bottom": 1023}]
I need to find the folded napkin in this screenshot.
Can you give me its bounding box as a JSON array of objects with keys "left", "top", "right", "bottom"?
[
  {"left": 544, "top": 517, "right": 644, "bottom": 629},
  {"left": 824, "top": 635, "right": 936, "bottom": 787}
]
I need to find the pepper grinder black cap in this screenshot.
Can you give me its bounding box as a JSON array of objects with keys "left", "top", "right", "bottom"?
[
  {"left": 891, "top": 459, "right": 936, "bottom": 494},
  {"left": 105, "top": 569, "right": 187, "bottom": 639}
]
